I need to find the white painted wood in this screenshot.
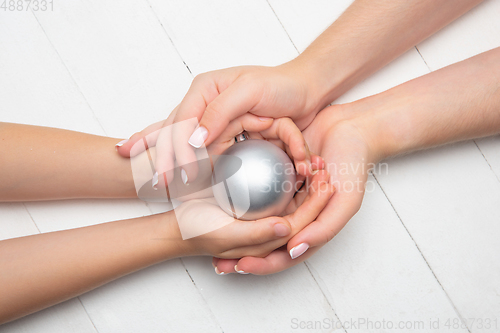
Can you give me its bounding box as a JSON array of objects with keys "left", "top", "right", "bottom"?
[
  {"left": 78, "top": 260, "right": 221, "bottom": 333},
  {"left": 147, "top": 0, "right": 298, "bottom": 75},
  {"left": 0, "top": 204, "right": 39, "bottom": 241},
  {"left": 0, "top": 299, "right": 97, "bottom": 333},
  {"left": 307, "top": 176, "right": 468, "bottom": 332},
  {"left": 33, "top": 0, "right": 194, "bottom": 138},
  {"left": 476, "top": 136, "right": 500, "bottom": 181},
  {"left": 181, "top": 256, "right": 340, "bottom": 333},
  {"left": 376, "top": 142, "right": 500, "bottom": 333},
  {"left": 0, "top": 10, "right": 104, "bottom": 135}
]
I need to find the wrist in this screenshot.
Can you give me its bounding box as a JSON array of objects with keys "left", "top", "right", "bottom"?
[{"left": 150, "top": 211, "right": 191, "bottom": 260}]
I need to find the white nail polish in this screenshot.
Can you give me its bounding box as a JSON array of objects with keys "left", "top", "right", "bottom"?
[
  {"left": 235, "top": 265, "right": 249, "bottom": 274},
  {"left": 152, "top": 172, "right": 159, "bottom": 190},
  {"left": 215, "top": 267, "right": 226, "bottom": 275},
  {"left": 188, "top": 126, "right": 208, "bottom": 148},
  {"left": 115, "top": 139, "right": 128, "bottom": 148},
  {"left": 289, "top": 243, "right": 309, "bottom": 259},
  {"left": 181, "top": 169, "right": 188, "bottom": 184}
]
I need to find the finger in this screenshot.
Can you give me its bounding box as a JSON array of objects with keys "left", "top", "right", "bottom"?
[
  {"left": 162, "top": 74, "right": 222, "bottom": 184},
  {"left": 211, "top": 114, "right": 273, "bottom": 147},
  {"left": 196, "top": 79, "right": 261, "bottom": 147},
  {"left": 310, "top": 153, "right": 325, "bottom": 171},
  {"left": 233, "top": 246, "right": 321, "bottom": 275},
  {"left": 287, "top": 192, "right": 362, "bottom": 259},
  {"left": 286, "top": 171, "right": 335, "bottom": 232},
  {"left": 153, "top": 124, "right": 176, "bottom": 188},
  {"left": 213, "top": 215, "right": 292, "bottom": 253},
  {"left": 259, "top": 118, "right": 312, "bottom": 176},
  {"left": 117, "top": 107, "right": 178, "bottom": 158},
  {"left": 116, "top": 120, "right": 163, "bottom": 158},
  {"left": 213, "top": 258, "right": 239, "bottom": 275}
]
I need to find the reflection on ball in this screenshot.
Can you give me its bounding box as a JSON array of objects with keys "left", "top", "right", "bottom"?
[{"left": 212, "top": 140, "right": 296, "bottom": 220}]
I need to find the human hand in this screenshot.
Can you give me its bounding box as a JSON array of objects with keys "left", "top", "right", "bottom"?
[
  {"left": 173, "top": 170, "right": 335, "bottom": 263},
  {"left": 213, "top": 104, "right": 381, "bottom": 274},
  {"left": 124, "top": 113, "right": 324, "bottom": 202},
  {"left": 116, "top": 62, "right": 326, "bottom": 186}
]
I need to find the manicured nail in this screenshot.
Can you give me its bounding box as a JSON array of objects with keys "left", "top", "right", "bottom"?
[
  {"left": 115, "top": 139, "right": 128, "bottom": 150},
  {"left": 235, "top": 265, "right": 249, "bottom": 274},
  {"left": 181, "top": 168, "right": 188, "bottom": 184},
  {"left": 289, "top": 243, "right": 309, "bottom": 259},
  {"left": 152, "top": 172, "right": 159, "bottom": 190},
  {"left": 188, "top": 126, "right": 208, "bottom": 148},
  {"left": 274, "top": 223, "right": 290, "bottom": 237},
  {"left": 215, "top": 267, "right": 226, "bottom": 275}
]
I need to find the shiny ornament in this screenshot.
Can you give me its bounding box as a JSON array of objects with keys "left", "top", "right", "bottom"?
[{"left": 212, "top": 138, "right": 296, "bottom": 220}]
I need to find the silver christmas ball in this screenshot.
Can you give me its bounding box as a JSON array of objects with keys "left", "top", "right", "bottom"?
[{"left": 212, "top": 139, "right": 296, "bottom": 220}]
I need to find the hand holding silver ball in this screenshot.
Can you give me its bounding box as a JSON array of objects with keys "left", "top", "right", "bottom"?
[{"left": 212, "top": 133, "right": 296, "bottom": 220}]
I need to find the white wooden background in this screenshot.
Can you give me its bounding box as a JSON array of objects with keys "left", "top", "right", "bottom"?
[{"left": 1, "top": 1, "right": 499, "bottom": 332}]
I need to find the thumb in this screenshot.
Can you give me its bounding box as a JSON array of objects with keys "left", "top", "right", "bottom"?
[{"left": 194, "top": 80, "right": 261, "bottom": 148}]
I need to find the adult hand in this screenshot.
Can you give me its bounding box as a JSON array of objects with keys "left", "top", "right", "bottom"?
[
  {"left": 130, "top": 114, "right": 324, "bottom": 200},
  {"left": 174, "top": 170, "right": 335, "bottom": 268},
  {"left": 116, "top": 62, "right": 326, "bottom": 186},
  {"left": 213, "top": 104, "right": 381, "bottom": 274}
]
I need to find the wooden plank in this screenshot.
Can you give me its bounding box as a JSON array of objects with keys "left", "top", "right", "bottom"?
[
  {"left": 0, "top": 204, "right": 39, "bottom": 241},
  {"left": 307, "top": 176, "right": 468, "bottom": 332},
  {"left": 0, "top": 10, "right": 104, "bottom": 135},
  {"left": 0, "top": 299, "right": 98, "bottom": 333},
  {"left": 181, "top": 256, "right": 340, "bottom": 333},
  {"left": 33, "top": 0, "right": 194, "bottom": 138},
  {"left": 147, "top": 0, "right": 298, "bottom": 75},
  {"left": 375, "top": 142, "right": 500, "bottom": 332}
]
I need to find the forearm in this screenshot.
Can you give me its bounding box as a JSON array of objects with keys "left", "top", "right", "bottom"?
[
  {"left": 0, "top": 211, "right": 183, "bottom": 324},
  {"left": 292, "top": 0, "right": 482, "bottom": 109},
  {"left": 357, "top": 47, "right": 500, "bottom": 159},
  {"left": 0, "top": 123, "right": 136, "bottom": 201}
]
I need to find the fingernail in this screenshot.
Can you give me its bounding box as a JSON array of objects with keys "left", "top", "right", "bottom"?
[
  {"left": 258, "top": 116, "right": 272, "bottom": 121},
  {"left": 152, "top": 172, "right": 159, "bottom": 190},
  {"left": 115, "top": 139, "right": 128, "bottom": 150},
  {"left": 181, "top": 168, "right": 188, "bottom": 184},
  {"left": 289, "top": 243, "right": 309, "bottom": 259},
  {"left": 215, "top": 267, "right": 226, "bottom": 275},
  {"left": 274, "top": 223, "right": 290, "bottom": 237},
  {"left": 188, "top": 126, "right": 208, "bottom": 148},
  {"left": 235, "top": 265, "right": 249, "bottom": 274},
  {"left": 311, "top": 170, "right": 319, "bottom": 175}
]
